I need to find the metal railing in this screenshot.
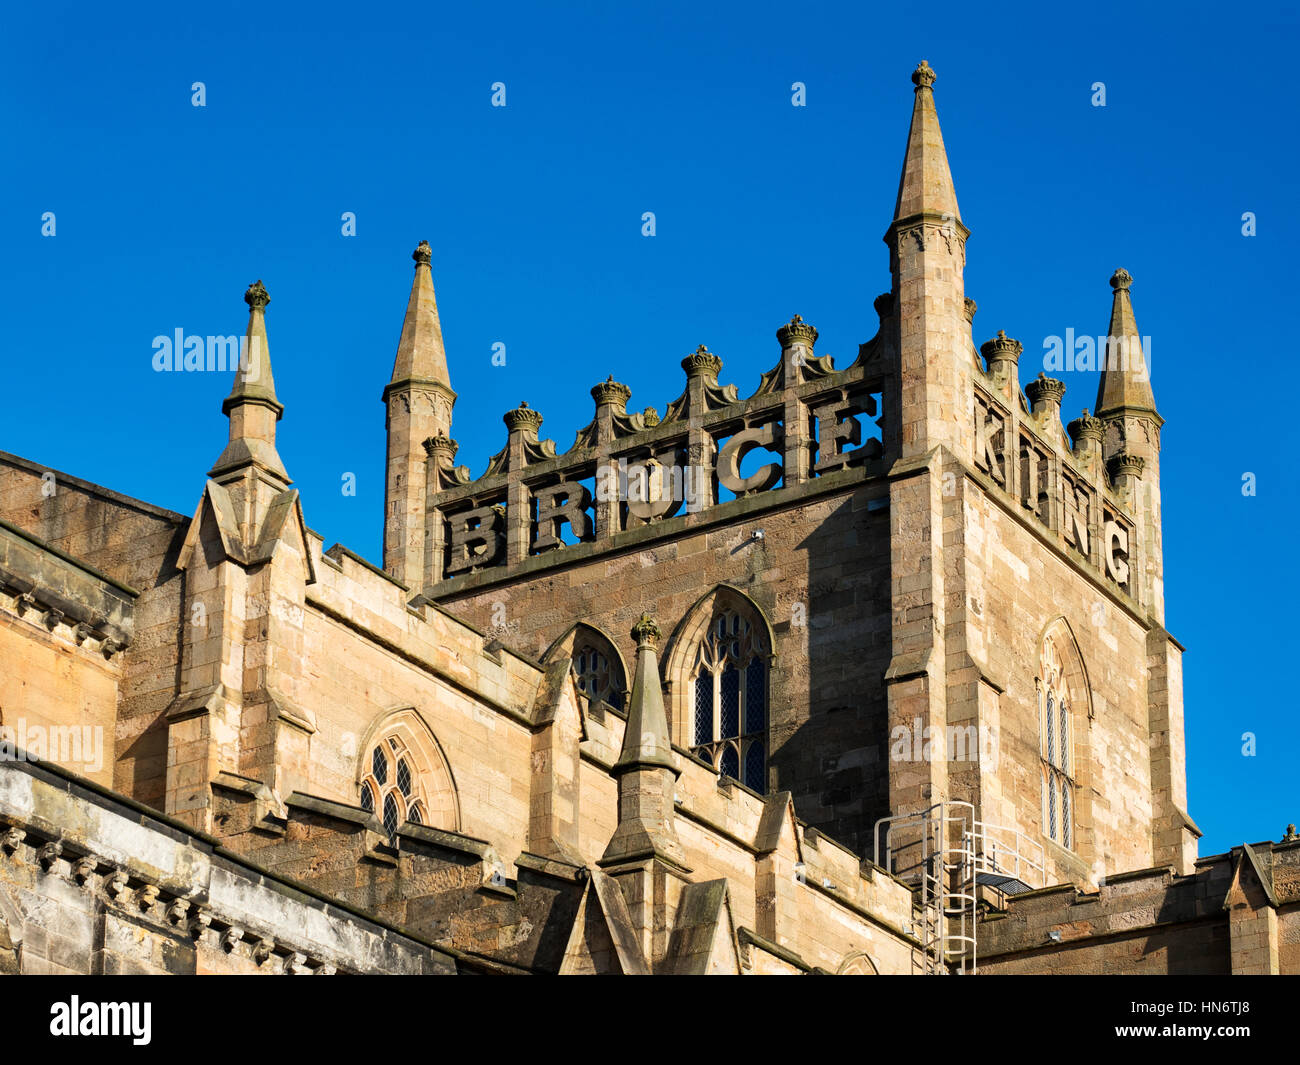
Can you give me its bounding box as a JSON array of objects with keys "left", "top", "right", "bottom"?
[{"left": 874, "top": 803, "right": 1047, "bottom": 974}]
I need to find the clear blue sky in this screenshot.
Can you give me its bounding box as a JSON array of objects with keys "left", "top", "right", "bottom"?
[{"left": 2, "top": 1, "right": 1295, "bottom": 857}]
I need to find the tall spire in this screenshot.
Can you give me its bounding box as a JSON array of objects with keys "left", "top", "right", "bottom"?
[
  {"left": 382, "top": 242, "right": 455, "bottom": 589},
  {"left": 1095, "top": 268, "right": 1158, "bottom": 418},
  {"left": 210, "top": 280, "right": 289, "bottom": 484},
  {"left": 892, "top": 60, "right": 961, "bottom": 226},
  {"left": 882, "top": 60, "right": 972, "bottom": 462},
  {"left": 385, "top": 240, "right": 451, "bottom": 398}
]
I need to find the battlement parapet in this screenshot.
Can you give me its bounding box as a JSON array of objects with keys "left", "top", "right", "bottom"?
[
  {"left": 424, "top": 318, "right": 892, "bottom": 589},
  {"left": 971, "top": 350, "right": 1143, "bottom": 606}
]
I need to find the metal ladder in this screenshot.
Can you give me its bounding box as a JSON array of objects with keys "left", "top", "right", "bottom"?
[
  {"left": 874, "top": 802, "right": 978, "bottom": 974},
  {"left": 875, "top": 802, "right": 1047, "bottom": 974}
]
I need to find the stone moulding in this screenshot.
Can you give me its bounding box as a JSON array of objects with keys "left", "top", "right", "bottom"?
[
  {"left": 0, "top": 756, "right": 459, "bottom": 975},
  {"left": 0, "top": 517, "right": 135, "bottom": 651}
]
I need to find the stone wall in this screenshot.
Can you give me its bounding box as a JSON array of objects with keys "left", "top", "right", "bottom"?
[
  {"left": 434, "top": 479, "right": 893, "bottom": 854},
  {"left": 0, "top": 451, "right": 189, "bottom": 810}
]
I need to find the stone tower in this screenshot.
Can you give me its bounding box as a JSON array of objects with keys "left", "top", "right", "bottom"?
[
  {"left": 383, "top": 240, "right": 455, "bottom": 588},
  {"left": 168, "top": 281, "right": 316, "bottom": 831},
  {"left": 400, "top": 61, "right": 1196, "bottom": 887},
  {"left": 880, "top": 59, "right": 975, "bottom": 824}
]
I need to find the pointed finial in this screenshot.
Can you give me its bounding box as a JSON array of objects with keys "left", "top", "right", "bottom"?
[
  {"left": 632, "top": 613, "right": 662, "bottom": 648},
  {"left": 244, "top": 280, "right": 270, "bottom": 309},
  {"left": 1096, "top": 267, "right": 1157, "bottom": 419},
  {"left": 210, "top": 276, "right": 288, "bottom": 482},
  {"left": 892, "top": 59, "right": 961, "bottom": 225},
  {"left": 385, "top": 239, "right": 453, "bottom": 403}
]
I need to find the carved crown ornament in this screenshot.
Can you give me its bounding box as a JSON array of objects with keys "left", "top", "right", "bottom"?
[
  {"left": 776, "top": 314, "right": 819, "bottom": 350},
  {"left": 980, "top": 330, "right": 1023, "bottom": 369},
  {"left": 1025, "top": 373, "right": 1066, "bottom": 407},
  {"left": 662, "top": 349, "right": 739, "bottom": 423},
  {"left": 681, "top": 345, "right": 724, "bottom": 379},
  {"left": 591, "top": 376, "right": 632, "bottom": 408},
  {"left": 1067, "top": 409, "right": 1105, "bottom": 447},
  {"left": 422, "top": 432, "right": 459, "bottom": 460},
  {"left": 504, "top": 401, "right": 544, "bottom": 435},
  {"left": 1108, "top": 453, "right": 1146, "bottom": 481}
]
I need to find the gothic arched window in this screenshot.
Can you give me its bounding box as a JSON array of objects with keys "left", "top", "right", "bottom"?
[
  {"left": 572, "top": 635, "right": 624, "bottom": 708},
  {"left": 690, "top": 608, "right": 769, "bottom": 792},
  {"left": 1039, "top": 637, "right": 1075, "bottom": 849},
  {"left": 543, "top": 625, "right": 629, "bottom": 712},
  {"left": 360, "top": 734, "right": 429, "bottom": 837}
]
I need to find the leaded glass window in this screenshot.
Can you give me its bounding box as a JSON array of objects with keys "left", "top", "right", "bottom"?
[
  {"left": 571, "top": 633, "right": 626, "bottom": 709},
  {"left": 689, "top": 608, "right": 770, "bottom": 793},
  {"left": 360, "top": 735, "right": 427, "bottom": 838},
  {"left": 1039, "top": 638, "right": 1076, "bottom": 850}
]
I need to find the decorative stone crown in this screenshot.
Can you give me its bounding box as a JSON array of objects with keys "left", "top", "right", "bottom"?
[
  {"left": 964, "top": 297, "right": 978, "bottom": 323},
  {"left": 422, "top": 432, "right": 459, "bottom": 459},
  {"left": 244, "top": 280, "right": 270, "bottom": 309},
  {"left": 980, "top": 330, "right": 1023, "bottom": 367},
  {"left": 642, "top": 407, "right": 661, "bottom": 427},
  {"left": 681, "top": 345, "right": 723, "bottom": 378},
  {"left": 413, "top": 240, "right": 432, "bottom": 266},
  {"left": 1067, "top": 409, "right": 1105, "bottom": 447},
  {"left": 913, "top": 60, "right": 936, "bottom": 89},
  {"left": 631, "top": 613, "right": 661, "bottom": 648},
  {"left": 1025, "top": 373, "right": 1066, "bottom": 406},
  {"left": 1110, "top": 268, "right": 1133, "bottom": 291},
  {"left": 776, "top": 314, "right": 818, "bottom": 350},
  {"left": 591, "top": 376, "right": 632, "bottom": 408},
  {"left": 504, "top": 400, "right": 543, "bottom": 433},
  {"left": 1108, "top": 453, "right": 1145, "bottom": 480}
]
